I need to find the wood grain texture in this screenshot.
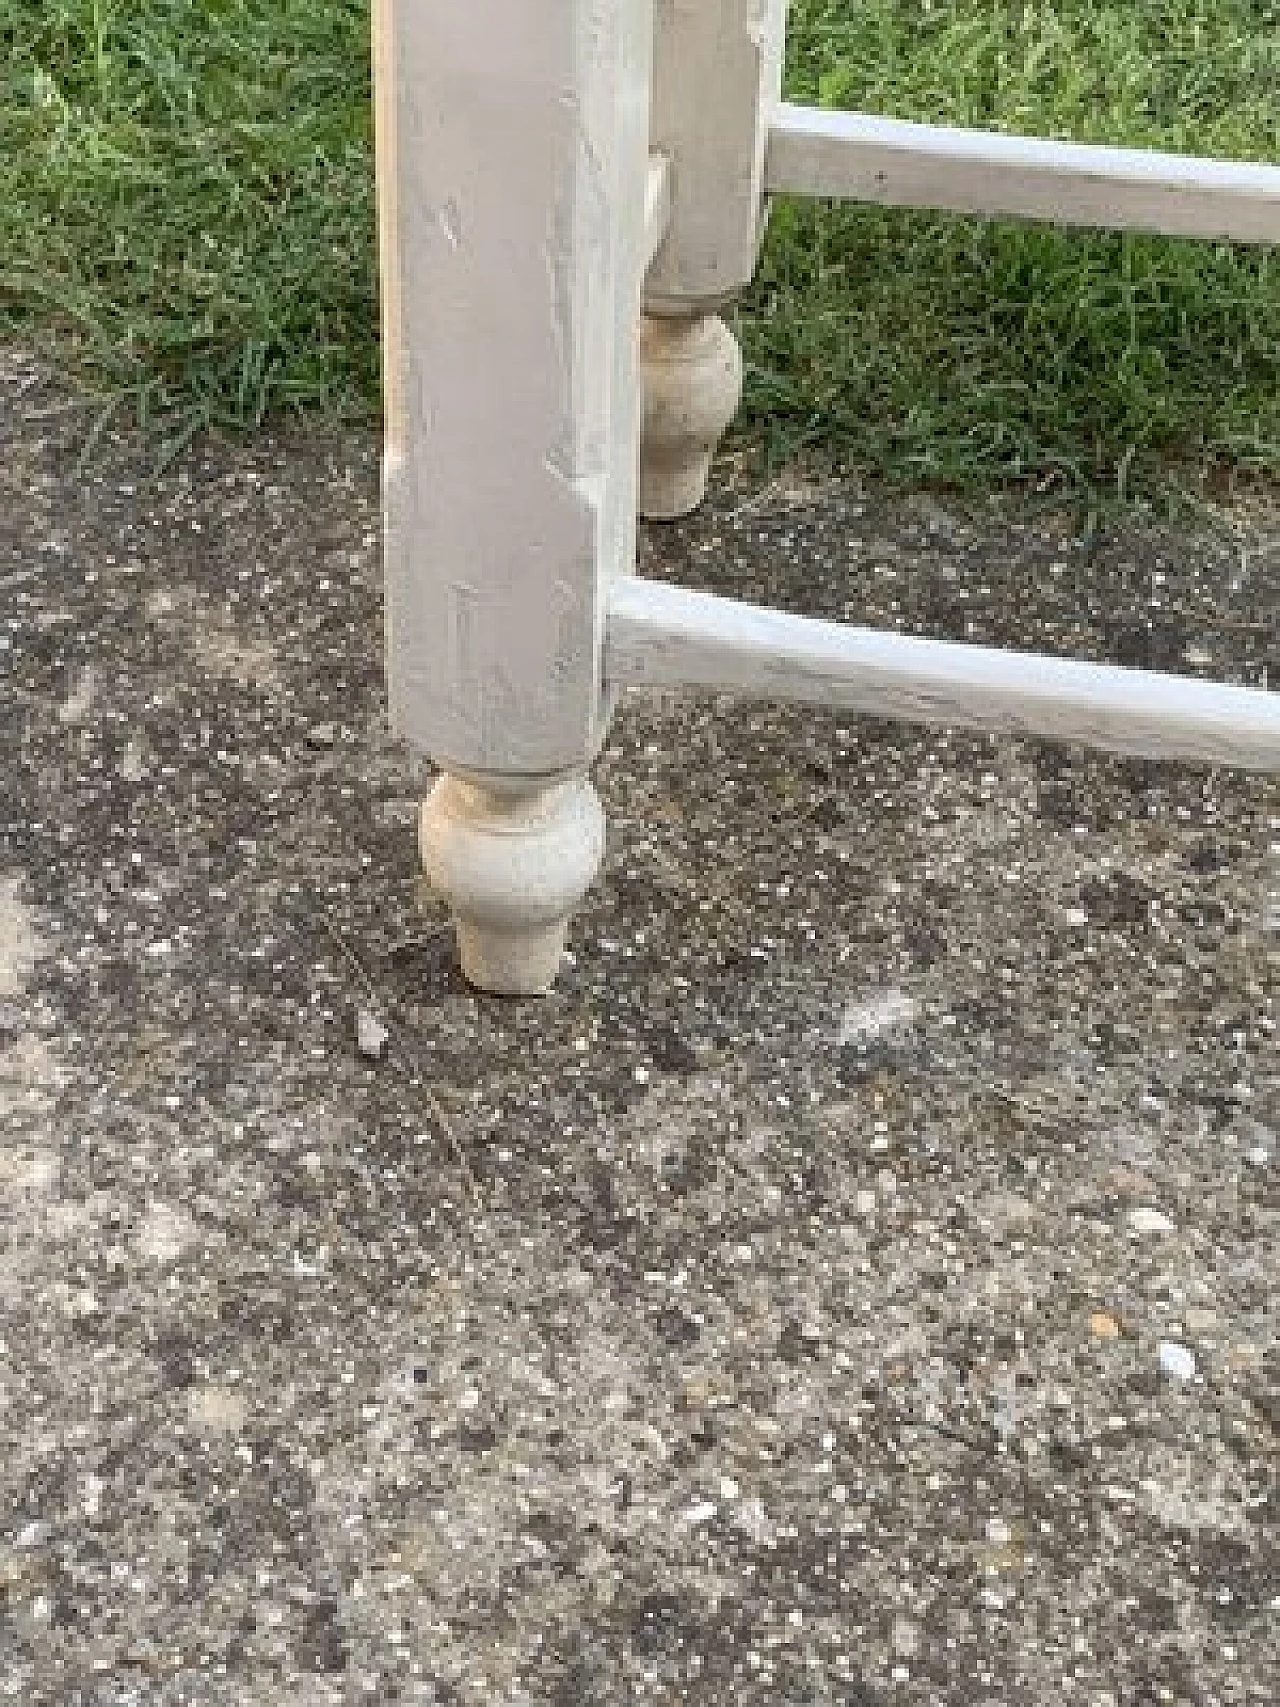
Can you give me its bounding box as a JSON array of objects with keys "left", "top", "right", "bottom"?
[
  {"left": 765, "top": 104, "right": 1280, "bottom": 243},
  {"left": 607, "top": 578, "right": 1280, "bottom": 772}
]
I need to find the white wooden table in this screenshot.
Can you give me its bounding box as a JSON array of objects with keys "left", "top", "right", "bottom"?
[{"left": 373, "top": 1, "right": 1280, "bottom": 994}]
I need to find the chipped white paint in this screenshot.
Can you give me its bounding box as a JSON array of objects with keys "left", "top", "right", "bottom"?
[
  {"left": 606, "top": 578, "right": 1280, "bottom": 773},
  {"left": 375, "top": 0, "right": 652, "bottom": 991},
  {"left": 375, "top": 0, "right": 652, "bottom": 776},
  {"left": 645, "top": 0, "right": 788, "bottom": 314},
  {"left": 640, "top": 2, "right": 787, "bottom": 518},
  {"left": 766, "top": 105, "right": 1280, "bottom": 244}
]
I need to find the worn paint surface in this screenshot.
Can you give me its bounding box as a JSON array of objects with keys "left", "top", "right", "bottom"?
[
  {"left": 766, "top": 105, "right": 1280, "bottom": 244},
  {"left": 646, "top": 0, "right": 788, "bottom": 312},
  {"left": 375, "top": 0, "right": 652, "bottom": 776},
  {"left": 606, "top": 578, "right": 1280, "bottom": 773}
]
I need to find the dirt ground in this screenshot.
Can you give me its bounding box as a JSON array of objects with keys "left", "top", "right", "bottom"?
[{"left": 1, "top": 344, "right": 1276, "bottom": 1706}]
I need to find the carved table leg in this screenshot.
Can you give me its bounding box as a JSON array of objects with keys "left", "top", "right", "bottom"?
[
  {"left": 374, "top": 0, "right": 651, "bottom": 992},
  {"left": 419, "top": 773, "right": 605, "bottom": 996},
  {"left": 640, "top": 312, "right": 744, "bottom": 521},
  {"left": 641, "top": 0, "right": 788, "bottom": 520}
]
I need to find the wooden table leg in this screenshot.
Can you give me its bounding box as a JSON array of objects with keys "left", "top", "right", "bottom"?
[
  {"left": 373, "top": 0, "right": 654, "bottom": 992},
  {"left": 641, "top": 0, "right": 788, "bottom": 519}
]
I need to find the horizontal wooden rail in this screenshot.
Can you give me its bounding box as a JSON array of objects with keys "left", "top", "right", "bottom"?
[
  {"left": 606, "top": 578, "right": 1280, "bottom": 772},
  {"left": 764, "top": 104, "right": 1280, "bottom": 243}
]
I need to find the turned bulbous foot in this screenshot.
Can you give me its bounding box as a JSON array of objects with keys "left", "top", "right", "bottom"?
[
  {"left": 419, "top": 773, "right": 605, "bottom": 996},
  {"left": 640, "top": 312, "right": 744, "bottom": 521}
]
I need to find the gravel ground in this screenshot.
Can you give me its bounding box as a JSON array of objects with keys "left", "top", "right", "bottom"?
[{"left": 1, "top": 346, "right": 1277, "bottom": 1706}]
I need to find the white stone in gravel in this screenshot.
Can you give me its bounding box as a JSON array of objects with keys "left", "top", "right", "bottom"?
[
  {"left": 732, "top": 1497, "right": 774, "bottom": 1544},
  {"left": 58, "top": 664, "right": 97, "bottom": 726},
  {"left": 892, "top": 1617, "right": 919, "bottom": 1658},
  {"left": 188, "top": 1385, "right": 248, "bottom": 1434},
  {"left": 1158, "top": 1341, "right": 1196, "bottom": 1382},
  {"left": 839, "top": 988, "right": 917, "bottom": 1045},
  {"left": 356, "top": 1008, "right": 390, "bottom": 1060},
  {"left": 680, "top": 1500, "right": 717, "bottom": 1526},
  {"left": 985, "top": 1517, "right": 1011, "bottom": 1545},
  {"left": 137, "top": 1201, "right": 198, "bottom": 1264},
  {"left": 1127, "top": 1206, "right": 1176, "bottom": 1235}
]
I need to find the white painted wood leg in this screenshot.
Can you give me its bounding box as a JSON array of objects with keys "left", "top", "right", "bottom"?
[
  {"left": 640, "top": 1, "right": 788, "bottom": 519},
  {"left": 373, "top": 0, "right": 652, "bottom": 993},
  {"left": 420, "top": 774, "right": 605, "bottom": 996},
  {"left": 639, "top": 312, "right": 744, "bottom": 521}
]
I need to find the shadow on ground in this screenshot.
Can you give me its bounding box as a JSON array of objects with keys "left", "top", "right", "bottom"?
[{"left": 1, "top": 349, "right": 1277, "bottom": 1705}]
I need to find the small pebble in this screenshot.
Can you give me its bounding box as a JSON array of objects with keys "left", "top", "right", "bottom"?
[
  {"left": 839, "top": 988, "right": 917, "bottom": 1045},
  {"left": 681, "top": 1500, "right": 717, "bottom": 1526},
  {"left": 306, "top": 722, "right": 337, "bottom": 749},
  {"left": 1158, "top": 1341, "right": 1196, "bottom": 1382},
  {"left": 356, "top": 1009, "right": 390, "bottom": 1060},
  {"left": 1090, "top": 1311, "right": 1121, "bottom": 1339},
  {"left": 1127, "top": 1207, "right": 1175, "bottom": 1236},
  {"left": 891, "top": 1616, "right": 919, "bottom": 1658}
]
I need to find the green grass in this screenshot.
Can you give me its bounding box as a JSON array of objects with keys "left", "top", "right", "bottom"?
[
  {"left": 750, "top": 1, "right": 1280, "bottom": 497},
  {"left": 2, "top": 1, "right": 1279, "bottom": 495},
  {"left": 0, "top": 0, "right": 378, "bottom": 452}
]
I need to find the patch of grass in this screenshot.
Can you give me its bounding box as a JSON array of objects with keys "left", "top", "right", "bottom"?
[
  {"left": 0, "top": 0, "right": 377, "bottom": 445},
  {"left": 751, "top": 1, "right": 1280, "bottom": 497},
  {"left": 1, "top": 1, "right": 1278, "bottom": 497}
]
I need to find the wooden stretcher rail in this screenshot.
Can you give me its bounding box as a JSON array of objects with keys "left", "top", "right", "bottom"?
[
  {"left": 765, "top": 103, "right": 1280, "bottom": 244},
  {"left": 607, "top": 577, "right": 1280, "bottom": 773},
  {"left": 644, "top": 152, "right": 673, "bottom": 274}
]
